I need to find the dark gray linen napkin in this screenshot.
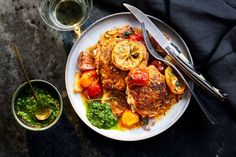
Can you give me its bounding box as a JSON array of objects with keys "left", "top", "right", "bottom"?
[{"left": 106, "top": 0, "right": 236, "bottom": 109}]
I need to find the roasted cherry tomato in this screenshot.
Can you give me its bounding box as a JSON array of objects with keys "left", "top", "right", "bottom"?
[
  {"left": 84, "top": 82, "right": 102, "bottom": 99},
  {"left": 165, "top": 66, "right": 186, "bottom": 94},
  {"left": 79, "top": 70, "right": 98, "bottom": 88},
  {"left": 121, "top": 110, "right": 139, "bottom": 127},
  {"left": 129, "top": 33, "right": 144, "bottom": 41},
  {"left": 128, "top": 68, "right": 149, "bottom": 86},
  {"left": 150, "top": 60, "right": 165, "bottom": 74}
]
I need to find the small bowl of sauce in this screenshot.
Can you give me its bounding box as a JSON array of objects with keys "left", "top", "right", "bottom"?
[{"left": 12, "top": 79, "right": 63, "bottom": 131}]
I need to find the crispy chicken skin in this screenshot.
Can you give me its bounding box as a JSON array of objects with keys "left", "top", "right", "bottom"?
[
  {"left": 95, "top": 38, "right": 128, "bottom": 91},
  {"left": 126, "top": 65, "right": 170, "bottom": 118}
]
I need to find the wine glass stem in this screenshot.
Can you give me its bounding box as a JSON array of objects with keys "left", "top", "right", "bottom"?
[{"left": 74, "top": 26, "right": 81, "bottom": 38}]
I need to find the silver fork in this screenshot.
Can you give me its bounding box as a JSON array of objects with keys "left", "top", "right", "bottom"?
[{"left": 141, "top": 22, "right": 217, "bottom": 125}]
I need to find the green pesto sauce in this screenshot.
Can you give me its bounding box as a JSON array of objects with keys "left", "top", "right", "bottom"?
[
  {"left": 111, "top": 124, "right": 124, "bottom": 131},
  {"left": 86, "top": 101, "right": 118, "bottom": 129},
  {"left": 15, "top": 88, "right": 60, "bottom": 128}
]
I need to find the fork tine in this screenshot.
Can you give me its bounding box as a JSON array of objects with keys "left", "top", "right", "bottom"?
[{"left": 141, "top": 22, "right": 217, "bottom": 125}]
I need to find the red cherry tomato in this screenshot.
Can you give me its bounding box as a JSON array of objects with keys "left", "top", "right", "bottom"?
[
  {"left": 84, "top": 82, "right": 103, "bottom": 99},
  {"left": 129, "top": 33, "right": 144, "bottom": 41},
  {"left": 128, "top": 68, "right": 149, "bottom": 86},
  {"left": 150, "top": 60, "right": 165, "bottom": 74}
]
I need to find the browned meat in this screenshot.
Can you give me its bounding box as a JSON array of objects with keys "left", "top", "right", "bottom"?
[
  {"left": 126, "top": 65, "right": 170, "bottom": 118},
  {"left": 95, "top": 38, "right": 128, "bottom": 91},
  {"left": 116, "top": 25, "right": 134, "bottom": 38},
  {"left": 101, "top": 25, "right": 135, "bottom": 40},
  {"left": 101, "top": 90, "right": 129, "bottom": 116}
]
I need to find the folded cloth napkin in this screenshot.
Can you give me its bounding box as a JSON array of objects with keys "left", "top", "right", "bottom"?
[{"left": 106, "top": 0, "right": 236, "bottom": 109}]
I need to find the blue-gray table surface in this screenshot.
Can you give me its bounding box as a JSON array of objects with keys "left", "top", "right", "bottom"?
[{"left": 0, "top": 0, "right": 236, "bottom": 157}]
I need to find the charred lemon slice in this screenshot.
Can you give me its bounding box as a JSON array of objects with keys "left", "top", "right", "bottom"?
[
  {"left": 165, "top": 66, "right": 186, "bottom": 94},
  {"left": 112, "top": 40, "right": 146, "bottom": 71}
]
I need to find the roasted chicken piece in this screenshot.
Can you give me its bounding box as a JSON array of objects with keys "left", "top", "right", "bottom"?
[
  {"left": 126, "top": 65, "right": 170, "bottom": 118},
  {"left": 101, "top": 25, "right": 135, "bottom": 40},
  {"left": 101, "top": 90, "right": 129, "bottom": 116},
  {"left": 95, "top": 38, "right": 128, "bottom": 91}
]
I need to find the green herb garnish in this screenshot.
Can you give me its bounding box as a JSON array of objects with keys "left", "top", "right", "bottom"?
[
  {"left": 142, "top": 118, "right": 149, "bottom": 126},
  {"left": 87, "top": 101, "right": 117, "bottom": 129},
  {"left": 123, "top": 31, "right": 131, "bottom": 37}
]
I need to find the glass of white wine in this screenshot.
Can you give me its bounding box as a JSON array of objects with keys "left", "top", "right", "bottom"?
[{"left": 38, "top": 0, "right": 93, "bottom": 35}]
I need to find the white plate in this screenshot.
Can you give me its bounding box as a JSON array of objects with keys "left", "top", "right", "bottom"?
[{"left": 65, "top": 12, "right": 192, "bottom": 141}]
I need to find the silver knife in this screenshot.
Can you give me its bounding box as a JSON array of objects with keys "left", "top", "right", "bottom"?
[{"left": 124, "top": 3, "right": 227, "bottom": 100}]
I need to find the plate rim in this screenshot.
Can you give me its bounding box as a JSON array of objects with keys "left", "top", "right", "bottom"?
[{"left": 65, "top": 12, "right": 192, "bottom": 141}]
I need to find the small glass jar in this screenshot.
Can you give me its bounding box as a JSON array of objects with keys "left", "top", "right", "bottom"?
[{"left": 38, "top": 0, "right": 93, "bottom": 32}]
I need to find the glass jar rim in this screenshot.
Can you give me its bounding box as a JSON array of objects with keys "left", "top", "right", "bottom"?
[{"left": 38, "top": 0, "right": 93, "bottom": 31}]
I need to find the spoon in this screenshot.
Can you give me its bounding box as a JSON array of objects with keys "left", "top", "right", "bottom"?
[{"left": 12, "top": 45, "right": 52, "bottom": 121}]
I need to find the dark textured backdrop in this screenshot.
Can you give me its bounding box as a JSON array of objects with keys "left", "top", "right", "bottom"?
[{"left": 0, "top": 0, "right": 236, "bottom": 157}]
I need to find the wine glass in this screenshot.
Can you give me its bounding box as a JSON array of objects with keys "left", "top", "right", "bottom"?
[{"left": 38, "top": 0, "right": 93, "bottom": 35}]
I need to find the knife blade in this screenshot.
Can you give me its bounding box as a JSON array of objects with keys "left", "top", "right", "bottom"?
[
  {"left": 123, "top": 3, "right": 193, "bottom": 67},
  {"left": 124, "top": 3, "right": 227, "bottom": 100}
]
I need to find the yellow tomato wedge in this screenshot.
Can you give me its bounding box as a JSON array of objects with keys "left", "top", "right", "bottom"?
[
  {"left": 80, "top": 76, "right": 92, "bottom": 88},
  {"left": 165, "top": 66, "right": 186, "bottom": 94},
  {"left": 79, "top": 70, "right": 97, "bottom": 88},
  {"left": 112, "top": 40, "right": 146, "bottom": 71},
  {"left": 73, "top": 71, "right": 83, "bottom": 93},
  {"left": 121, "top": 110, "right": 139, "bottom": 126}
]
